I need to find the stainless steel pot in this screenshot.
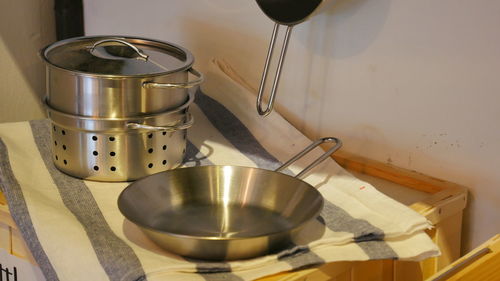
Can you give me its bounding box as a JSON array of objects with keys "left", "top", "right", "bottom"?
[
  {"left": 41, "top": 36, "right": 203, "bottom": 117},
  {"left": 255, "top": 0, "right": 335, "bottom": 116},
  {"left": 46, "top": 90, "right": 195, "bottom": 182},
  {"left": 118, "top": 137, "right": 342, "bottom": 260}
]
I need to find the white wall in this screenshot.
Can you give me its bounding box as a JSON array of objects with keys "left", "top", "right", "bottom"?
[
  {"left": 84, "top": 0, "right": 500, "bottom": 252},
  {"left": 0, "top": 0, "right": 54, "bottom": 122}
]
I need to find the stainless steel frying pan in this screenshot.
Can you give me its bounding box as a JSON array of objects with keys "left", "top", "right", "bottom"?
[
  {"left": 255, "top": 0, "right": 336, "bottom": 116},
  {"left": 118, "top": 137, "right": 341, "bottom": 260}
]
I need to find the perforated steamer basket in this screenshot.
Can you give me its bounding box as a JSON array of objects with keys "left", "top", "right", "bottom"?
[{"left": 45, "top": 91, "right": 195, "bottom": 182}]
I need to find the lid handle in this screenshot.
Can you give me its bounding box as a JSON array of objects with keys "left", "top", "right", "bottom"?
[{"left": 88, "top": 39, "right": 149, "bottom": 61}]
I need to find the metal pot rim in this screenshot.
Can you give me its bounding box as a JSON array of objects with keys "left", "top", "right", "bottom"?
[
  {"left": 45, "top": 90, "right": 195, "bottom": 132},
  {"left": 40, "top": 35, "right": 195, "bottom": 78}
]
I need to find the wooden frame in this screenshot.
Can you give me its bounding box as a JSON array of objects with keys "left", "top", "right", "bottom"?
[{"left": 0, "top": 151, "right": 467, "bottom": 281}]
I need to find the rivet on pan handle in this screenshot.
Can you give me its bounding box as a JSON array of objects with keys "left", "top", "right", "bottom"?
[
  {"left": 142, "top": 68, "right": 204, "bottom": 89},
  {"left": 126, "top": 113, "right": 194, "bottom": 132},
  {"left": 256, "top": 23, "right": 293, "bottom": 117},
  {"left": 275, "top": 137, "right": 342, "bottom": 179},
  {"left": 88, "top": 38, "right": 149, "bottom": 61}
]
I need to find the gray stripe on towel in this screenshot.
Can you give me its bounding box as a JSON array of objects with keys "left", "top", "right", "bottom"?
[
  {"left": 196, "top": 262, "right": 244, "bottom": 281},
  {"left": 356, "top": 240, "right": 399, "bottom": 259},
  {"left": 0, "top": 138, "right": 60, "bottom": 281},
  {"left": 29, "top": 120, "right": 147, "bottom": 281},
  {"left": 199, "top": 272, "right": 245, "bottom": 281},
  {"left": 319, "top": 202, "right": 398, "bottom": 259},
  {"left": 195, "top": 90, "right": 398, "bottom": 260},
  {"left": 184, "top": 140, "right": 212, "bottom": 167},
  {"left": 195, "top": 90, "right": 286, "bottom": 172},
  {"left": 278, "top": 246, "right": 325, "bottom": 269}
]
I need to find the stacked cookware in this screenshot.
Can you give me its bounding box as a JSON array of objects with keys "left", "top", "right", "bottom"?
[{"left": 40, "top": 36, "right": 203, "bottom": 181}]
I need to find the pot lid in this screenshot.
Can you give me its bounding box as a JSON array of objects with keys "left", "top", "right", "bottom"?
[{"left": 42, "top": 36, "right": 194, "bottom": 76}]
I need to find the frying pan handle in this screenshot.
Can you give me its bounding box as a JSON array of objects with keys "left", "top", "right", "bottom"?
[
  {"left": 88, "top": 39, "right": 149, "bottom": 61},
  {"left": 275, "top": 137, "right": 342, "bottom": 179},
  {"left": 257, "top": 23, "right": 293, "bottom": 117}
]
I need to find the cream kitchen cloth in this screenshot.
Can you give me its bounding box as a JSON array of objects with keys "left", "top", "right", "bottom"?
[{"left": 0, "top": 59, "right": 439, "bottom": 281}]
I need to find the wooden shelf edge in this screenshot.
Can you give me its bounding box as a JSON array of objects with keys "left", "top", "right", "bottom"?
[
  {"left": 332, "top": 150, "right": 466, "bottom": 195},
  {"left": 331, "top": 150, "right": 468, "bottom": 221}
]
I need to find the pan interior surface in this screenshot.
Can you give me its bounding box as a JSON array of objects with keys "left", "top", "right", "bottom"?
[
  {"left": 119, "top": 165, "right": 323, "bottom": 240},
  {"left": 149, "top": 203, "right": 293, "bottom": 238}
]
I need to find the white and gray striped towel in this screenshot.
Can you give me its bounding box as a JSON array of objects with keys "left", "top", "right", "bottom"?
[{"left": 0, "top": 61, "right": 439, "bottom": 281}]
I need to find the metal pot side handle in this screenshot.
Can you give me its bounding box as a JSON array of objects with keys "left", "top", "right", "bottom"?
[
  {"left": 88, "top": 38, "right": 149, "bottom": 61},
  {"left": 142, "top": 68, "right": 204, "bottom": 89},
  {"left": 275, "top": 137, "right": 342, "bottom": 179},
  {"left": 126, "top": 112, "right": 194, "bottom": 132}
]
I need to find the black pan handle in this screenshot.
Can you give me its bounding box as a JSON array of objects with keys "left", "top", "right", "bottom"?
[{"left": 256, "top": 23, "right": 293, "bottom": 117}]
